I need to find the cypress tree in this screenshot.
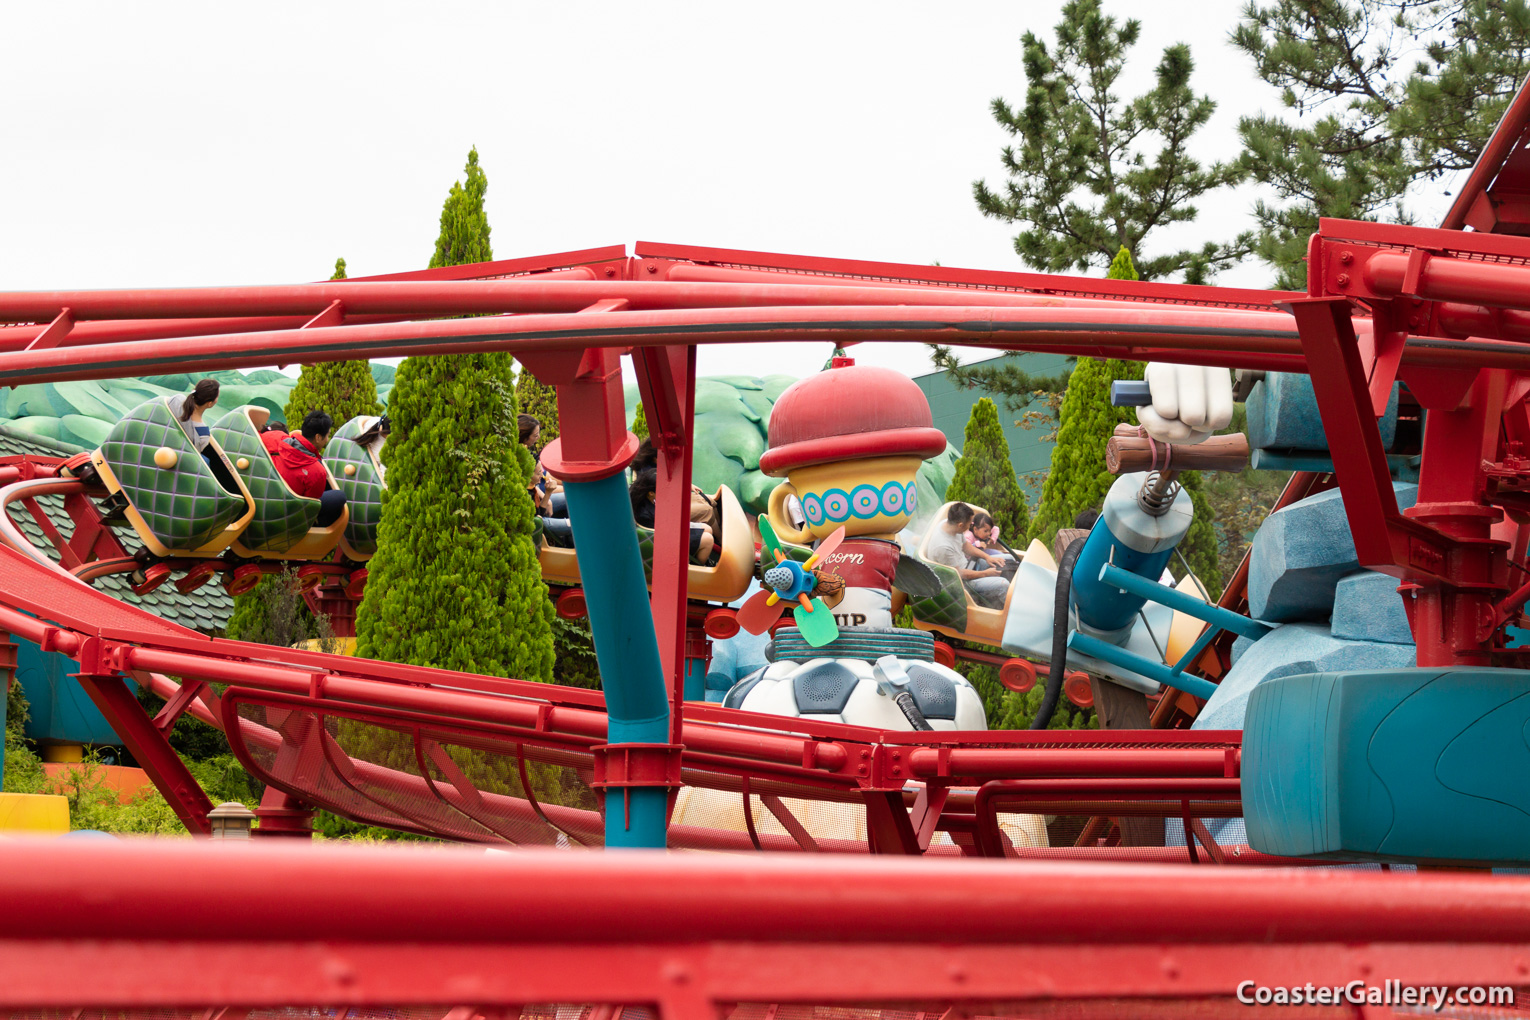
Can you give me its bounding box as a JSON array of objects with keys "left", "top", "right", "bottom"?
[
  {"left": 945, "top": 398, "right": 1029, "bottom": 540},
  {"left": 630, "top": 401, "right": 649, "bottom": 440},
  {"left": 354, "top": 149, "right": 555, "bottom": 682},
  {"left": 1026, "top": 247, "right": 1223, "bottom": 592},
  {"left": 1028, "top": 248, "right": 1146, "bottom": 545},
  {"left": 283, "top": 258, "right": 384, "bottom": 427},
  {"left": 226, "top": 257, "right": 382, "bottom": 644},
  {"left": 514, "top": 366, "right": 560, "bottom": 447}
]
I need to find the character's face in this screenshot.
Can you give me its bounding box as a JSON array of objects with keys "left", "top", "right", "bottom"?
[
  {"left": 528, "top": 426, "right": 541, "bottom": 448},
  {"left": 974, "top": 524, "right": 993, "bottom": 540},
  {"left": 314, "top": 432, "right": 331, "bottom": 454},
  {"left": 768, "top": 456, "right": 923, "bottom": 542}
]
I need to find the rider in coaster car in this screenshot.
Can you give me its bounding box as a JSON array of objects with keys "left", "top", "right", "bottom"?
[
  {"left": 275, "top": 410, "right": 347, "bottom": 527},
  {"left": 628, "top": 460, "right": 718, "bottom": 566},
  {"left": 926, "top": 501, "right": 1009, "bottom": 609},
  {"left": 180, "top": 379, "right": 221, "bottom": 469},
  {"left": 519, "top": 413, "right": 562, "bottom": 517},
  {"left": 259, "top": 420, "right": 288, "bottom": 456}
]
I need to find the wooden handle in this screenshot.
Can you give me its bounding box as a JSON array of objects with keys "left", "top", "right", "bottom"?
[{"left": 1106, "top": 433, "right": 1250, "bottom": 474}]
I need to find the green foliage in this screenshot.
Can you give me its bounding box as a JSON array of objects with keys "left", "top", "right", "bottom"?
[
  {"left": 1200, "top": 457, "right": 1292, "bottom": 590},
  {"left": 926, "top": 345, "right": 1073, "bottom": 417},
  {"left": 1028, "top": 248, "right": 1145, "bottom": 545},
  {"left": 551, "top": 615, "right": 602, "bottom": 690},
  {"left": 356, "top": 347, "right": 555, "bottom": 680},
  {"left": 1025, "top": 353, "right": 1135, "bottom": 546},
  {"left": 945, "top": 398, "right": 1030, "bottom": 539},
  {"left": 283, "top": 255, "right": 383, "bottom": 428},
  {"left": 514, "top": 365, "right": 560, "bottom": 447},
  {"left": 6, "top": 672, "right": 28, "bottom": 740},
  {"left": 974, "top": 0, "right": 1250, "bottom": 282},
  {"left": 429, "top": 147, "right": 493, "bottom": 268},
  {"left": 284, "top": 361, "right": 382, "bottom": 429},
  {"left": 356, "top": 147, "right": 555, "bottom": 683},
  {"left": 136, "top": 683, "right": 246, "bottom": 764},
  {"left": 631, "top": 401, "right": 649, "bottom": 440},
  {"left": 1176, "top": 471, "right": 1224, "bottom": 598},
  {"left": 2, "top": 738, "right": 258, "bottom": 835},
  {"left": 225, "top": 567, "right": 341, "bottom": 649},
  {"left": 956, "top": 656, "right": 1097, "bottom": 730},
  {"left": 1234, "top": 0, "right": 1530, "bottom": 288}
]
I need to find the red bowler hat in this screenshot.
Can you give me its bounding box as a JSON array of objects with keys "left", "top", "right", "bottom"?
[{"left": 758, "top": 358, "right": 949, "bottom": 477}]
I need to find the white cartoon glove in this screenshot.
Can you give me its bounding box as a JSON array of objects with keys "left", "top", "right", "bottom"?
[{"left": 1136, "top": 363, "right": 1234, "bottom": 446}]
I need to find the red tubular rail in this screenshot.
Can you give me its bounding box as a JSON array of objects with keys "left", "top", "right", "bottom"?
[
  {"left": 6, "top": 841, "right": 1529, "bottom": 1010},
  {"left": 0, "top": 302, "right": 1314, "bottom": 386},
  {"left": 0, "top": 277, "right": 1208, "bottom": 324},
  {"left": 123, "top": 644, "right": 850, "bottom": 775},
  {"left": 908, "top": 747, "right": 1238, "bottom": 778},
  {"left": 971, "top": 778, "right": 1244, "bottom": 857},
  {"left": 7, "top": 839, "right": 1530, "bottom": 944}
]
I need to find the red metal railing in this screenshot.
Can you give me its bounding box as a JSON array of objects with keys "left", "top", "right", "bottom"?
[{"left": 2, "top": 839, "right": 1527, "bottom": 1017}]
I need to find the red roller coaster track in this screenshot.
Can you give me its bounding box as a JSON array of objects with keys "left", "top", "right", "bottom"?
[{"left": 9, "top": 76, "right": 1530, "bottom": 1018}]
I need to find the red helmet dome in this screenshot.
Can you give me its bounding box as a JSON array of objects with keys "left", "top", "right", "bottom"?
[{"left": 759, "top": 359, "right": 948, "bottom": 476}]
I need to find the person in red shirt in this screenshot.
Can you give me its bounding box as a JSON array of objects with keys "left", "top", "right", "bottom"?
[
  {"left": 259, "top": 420, "right": 288, "bottom": 457},
  {"left": 274, "top": 410, "right": 347, "bottom": 526}
]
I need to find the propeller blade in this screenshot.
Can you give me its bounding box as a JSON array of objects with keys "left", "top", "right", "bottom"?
[
  {"left": 793, "top": 597, "right": 840, "bottom": 647},
  {"left": 803, "top": 525, "right": 847, "bottom": 569},
  {"left": 757, "top": 515, "right": 783, "bottom": 563},
  {"left": 737, "top": 588, "right": 787, "bottom": 635}
]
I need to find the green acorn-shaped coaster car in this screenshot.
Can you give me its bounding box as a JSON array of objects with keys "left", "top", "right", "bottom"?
[
  {"left": 91, "top": 397, "right": 256, "bottom": 557},
  {"left": 213, "top": 406, "right": 349, "bottom": 560},
  {"left": 322, "top": 414, "right": 386, "bottom": 561}
]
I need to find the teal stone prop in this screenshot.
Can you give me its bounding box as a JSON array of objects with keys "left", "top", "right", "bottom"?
[
  {"left": 211, "top": 409, "right": 319, "bottom": 554},
  {"left": 1246, "top": 372, "right": 1400, "bottom": 452},
  {"left": 100, "top": 398, "right": 248, "bottom": 553},
  {"left": 1193, "top": 623, "right": 1415, "bottom": 731},
  {"left": 1247, "top": 482, "right": 1418, "bottom": 622},
  {"left": 1331, "top": 570, "right": 1415, "bottom": 644},
  {"left": 1242, "top": 667, "right": 1530, "bottom": 866}
]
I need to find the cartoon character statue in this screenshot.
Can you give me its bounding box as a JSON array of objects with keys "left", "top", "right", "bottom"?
[{"left": 724, "top": 358, "right": 988, "bottom": 731}]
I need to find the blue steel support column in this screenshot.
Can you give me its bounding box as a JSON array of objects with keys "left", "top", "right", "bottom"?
[
  {"left": 684, "top": 657, "right": 708, "bottom": 701},
  {"left": 528, "top": 345, "right": 673, "bottom": 850},
  {"left": 560, "top": 471, "right": 671, "bottom": 848}
]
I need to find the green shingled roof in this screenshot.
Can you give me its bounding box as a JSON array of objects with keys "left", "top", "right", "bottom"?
[{"left": 0, "top": 422, "right": 234, "bottom": 634}]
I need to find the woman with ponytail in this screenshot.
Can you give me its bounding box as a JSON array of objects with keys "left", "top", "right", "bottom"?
[{"left": 179, "top": 378, "right": 220, "bottom": 466}]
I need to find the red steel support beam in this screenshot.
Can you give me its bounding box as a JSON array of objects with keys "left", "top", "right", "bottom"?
[
  {"left": 74, "top": 670, "right": 213, "bottom": 835},
  {"left": 1288, "top": 298, "right": 1451, "bottom": 580},
  {"left": 633, "top": 344, "right": 701, "bottom": 727}
]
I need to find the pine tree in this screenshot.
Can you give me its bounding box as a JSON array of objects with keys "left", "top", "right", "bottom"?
[
  {"left": 974, "top": 0, "right": 1250, "bottom": 283},
  {"left": 1027, "top": 248, "right": 1146, "bottom": 545},
  {"left": 354, "top": 149, "right": 555, "bottom": 682},
  {"left": 630, "top": 401, "right": 649, "bottom": 440},
  {"left": 945, "top": 398, "right": 1030, "bottom": 540},
  {"left": 1235, "top": 0, "right": 1530, "bottom": 288},
  {"left": 514, "top": 365, "right": 560, "bottom": 447}
]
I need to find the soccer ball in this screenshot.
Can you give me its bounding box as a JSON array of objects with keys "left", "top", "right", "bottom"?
[{"left": 721, "top": 656, "right": 987, "bottom": 731}]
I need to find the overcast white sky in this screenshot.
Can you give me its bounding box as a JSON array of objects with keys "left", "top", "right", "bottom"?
[{"left": 0, "top": 1, "right": 1465, "bottom": 383}]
